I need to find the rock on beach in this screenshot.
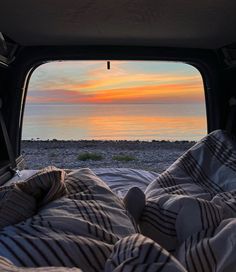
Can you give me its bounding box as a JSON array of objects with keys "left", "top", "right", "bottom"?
[{"left": 21, "top": 139, "right": 195, "bottom": 173}]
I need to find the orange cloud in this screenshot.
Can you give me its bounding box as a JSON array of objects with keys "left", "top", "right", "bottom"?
[
  {"left": 28, "top": 61, "right": 204, "bottom": 104},
  {"left": 59, "top": 73, "right": 202, "bottom": 93},
  {"left": 28, "top": 81, "right": 203, "bottom": 104}
]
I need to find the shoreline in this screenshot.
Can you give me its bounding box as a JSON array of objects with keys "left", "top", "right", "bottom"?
[{"left": 21, "top": 140, "right": 195, "bottom": 173}]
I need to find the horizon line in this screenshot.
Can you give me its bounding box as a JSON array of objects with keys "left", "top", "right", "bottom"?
[{"left": 27, "top": 102, "right": 204, "bottom": 105}]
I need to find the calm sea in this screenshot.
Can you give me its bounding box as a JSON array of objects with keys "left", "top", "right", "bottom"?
[{"left": 22, "top": 103, "right": 206, "bottom": 141}]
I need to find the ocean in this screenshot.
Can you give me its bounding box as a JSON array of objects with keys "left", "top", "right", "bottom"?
[{"left": 22, "top": 103, "right": 206, "bottom": 141}]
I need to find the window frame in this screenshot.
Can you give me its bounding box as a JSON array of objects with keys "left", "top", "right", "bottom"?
[{"left": 0, "top": 46, "right": 224, "bottom": 161}]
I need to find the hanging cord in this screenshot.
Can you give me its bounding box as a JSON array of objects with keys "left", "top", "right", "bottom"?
[{"left": 0, "top": 98, "right": 21, "bottom": 177}]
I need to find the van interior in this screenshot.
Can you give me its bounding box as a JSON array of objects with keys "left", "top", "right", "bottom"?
[{"left": 0, "top": 1, "right": 236, "bottom": 271}]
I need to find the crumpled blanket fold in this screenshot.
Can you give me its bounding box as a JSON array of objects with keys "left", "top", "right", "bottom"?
[
  {"left": 0, "top": 168, "right": 137, "bottom": 272},
  {"left": 0, "top": 166, "right": 66, "bottom": 229}
]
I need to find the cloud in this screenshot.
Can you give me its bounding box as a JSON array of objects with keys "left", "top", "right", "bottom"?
[
  {"left": 27, "top": 61, "right": 204, "bottom": 104},
  {"left": 27, "top": 89, "right": 95, "bottom": 104},
  {"left": 27, "top": 79, "right": 203, "bottom": 104}
]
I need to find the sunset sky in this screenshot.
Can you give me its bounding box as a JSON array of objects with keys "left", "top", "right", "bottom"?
[{"left": 28, "top": 61, "right": 204, "bottom": 104}]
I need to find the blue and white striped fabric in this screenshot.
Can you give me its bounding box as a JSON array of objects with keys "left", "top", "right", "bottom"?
[
  {"left": 140, "top": 130, "right": 236, "bottom": 271},
  {"left": 0, "top": 168, "right": 136, "bottom": 271},
  {"left": 1, "top": 130, "right": 236, "bottom": 271},
  {"left": 105, "top": 234, "right": 186, "bottom": 272}
]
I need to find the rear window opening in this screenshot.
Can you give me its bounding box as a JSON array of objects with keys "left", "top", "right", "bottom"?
[{"left": 22, "top": 61, "right": 206, "bottom": 172}]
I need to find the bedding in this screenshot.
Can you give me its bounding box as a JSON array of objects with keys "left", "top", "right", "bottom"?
[
  {"left": 0, "top": 234, "right": 187, "bottom": 272},
  {"left": 1, "top": 129, "right": 236, "bottom": 271},
  {"left": 0, "top": 168, "right": 137, "bottom": 271},
  {"left": 7, "top": 167, "right": 160, "bottom": 197},
  {"left": 93, "top": 168, "right": 159, "bottom": 197},
  {"left": 140, "top": 130, "right": 236, "bottom": 271},
  {"left": 0, "top": 166, "right": 66, "bottom": 228},
  {"left": 0, "top": 167, "right": 185, "bottom": 271}
]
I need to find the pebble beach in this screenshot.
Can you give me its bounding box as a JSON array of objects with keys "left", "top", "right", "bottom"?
[{"left": 21, "top": 140, "right": 195, "bottom": 173}]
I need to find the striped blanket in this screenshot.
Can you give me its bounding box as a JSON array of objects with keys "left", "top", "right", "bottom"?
[
  {"left": 0, "top": 167, "right": 67, "bottom": 229},
  {"left": 0, "top": 167, "right": 138, "bottom": 271},
  {"left": 0, "top": 129, "right": 235, "bottom": 271},
  {"left": 0, "top": 167, "right": 186, "bottom": 271},
  {"left": 140, "top": 129, "right": 236, "bottom": 271}
]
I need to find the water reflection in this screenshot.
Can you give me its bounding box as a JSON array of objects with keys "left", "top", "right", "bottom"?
[{"left": 23, "top": 104, "right": 206, "bottom": 141}]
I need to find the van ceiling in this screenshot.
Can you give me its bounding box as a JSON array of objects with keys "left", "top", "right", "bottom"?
[{"left": 0, "top": 1, "right": 236, "bottom": 49}]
